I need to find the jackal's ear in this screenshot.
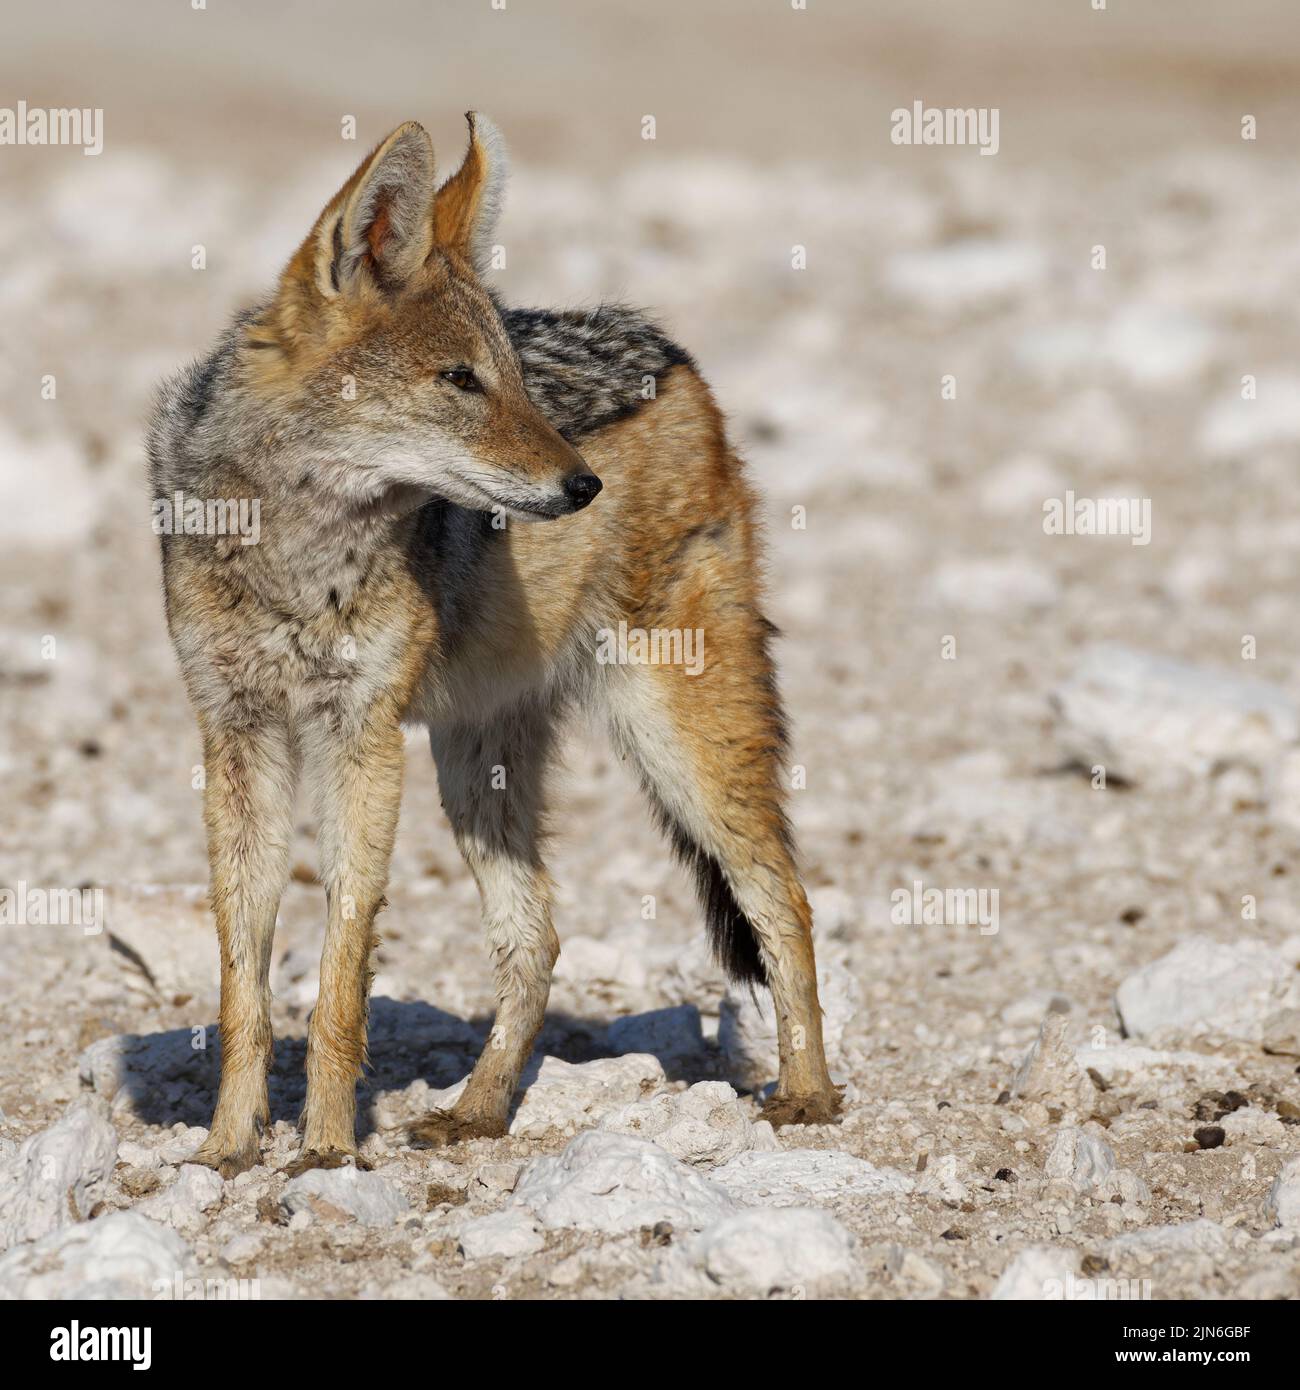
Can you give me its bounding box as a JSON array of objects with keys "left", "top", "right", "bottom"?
[
  {"left": 312, "top": 121, "right": 436, "bottom": 297},
  {"left": 430, "top": 112, "right": 507, "bottom": 275}
]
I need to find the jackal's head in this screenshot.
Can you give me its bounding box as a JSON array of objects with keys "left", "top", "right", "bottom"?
[{"left": 247, "top": 116, "right": 600, "bottom": 521}]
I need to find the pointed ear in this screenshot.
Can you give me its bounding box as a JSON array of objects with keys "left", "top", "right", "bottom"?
[
  {"left": 311, "top": 121, "right": 436, "bottom": 297},
  {"left": 431, "top": 112, "right": 507, "bottom": 274},
  {"left": 259, "top": 123, "right": 434, "bottom": 354}
]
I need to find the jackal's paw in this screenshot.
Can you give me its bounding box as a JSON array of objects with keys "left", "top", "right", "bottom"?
[
  {"left": 407, "top": 1108, "right": 507, "bottom": 1149},
  {"left": 759, "top": 1088, "right": 845, "bottom": 1129},
  {"left": 191, "top": 1138, "right": 261, "bottom": 1181},
  {"left": 282, "top": 1148, "right": 371, "bottom": 1178}
]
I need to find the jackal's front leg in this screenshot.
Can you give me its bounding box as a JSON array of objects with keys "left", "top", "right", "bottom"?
[
  {"left": 409, "top": 706, "right": 558, "bottom": 1148},
  {"left": 291, "top": 707, "right": 405, "bottom": 1172},
  {"left": 193, "top": 718, "right": 297, "bottom": 1178}
]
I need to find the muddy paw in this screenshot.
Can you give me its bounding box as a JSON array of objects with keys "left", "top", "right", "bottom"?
[
  {"left": 191, "top": 1140, "right": 261, "bottom": 1181},
  {"left": 282, "top": 1148, "right": 371, "bottom": 1178},
  {"left": 407, "top": 1108, "right": 507, "bottom": 1149},
  {"left": 759, "top": 1088, "right": 845, "bottom": 1129}
]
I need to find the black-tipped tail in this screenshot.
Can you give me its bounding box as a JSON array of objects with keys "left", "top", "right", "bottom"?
[{"left": 656, "top": 811, "right": 767, "bottom": 987}]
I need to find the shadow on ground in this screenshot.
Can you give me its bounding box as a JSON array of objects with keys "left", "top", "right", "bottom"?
[{"left": 85, "top": 997, "right": 726, "bottom": 1135}]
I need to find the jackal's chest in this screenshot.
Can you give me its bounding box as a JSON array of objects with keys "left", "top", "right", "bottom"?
[{"left": 172, "top": 551, "right": 435, "bottom": 728}]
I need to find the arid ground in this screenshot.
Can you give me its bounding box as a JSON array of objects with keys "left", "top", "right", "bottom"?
[{"left": 2, "top": 0, "right": 1300, "bottom": 1300}]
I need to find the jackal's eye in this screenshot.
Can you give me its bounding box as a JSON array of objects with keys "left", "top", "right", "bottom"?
[{"left": 441, "top": 367, "right": 480, "bottom": 392}]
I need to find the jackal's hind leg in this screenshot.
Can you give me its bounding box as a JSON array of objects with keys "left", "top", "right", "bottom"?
[
  {"left": 293, "top": 707, "right": 406, "bottom": 1170},
  {"left": 608, "top": 629, "right": 841, "bottom": 1128},
  {"left": 409, "top": 703, "right": 558, "bottom": 1149},
  {"left": 192, "top": 718, "right": 297, "bottom": 1178}
]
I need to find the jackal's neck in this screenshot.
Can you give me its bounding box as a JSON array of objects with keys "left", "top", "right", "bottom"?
[{"left": 232, "top": 475, "right": 422, "bottom": 620}]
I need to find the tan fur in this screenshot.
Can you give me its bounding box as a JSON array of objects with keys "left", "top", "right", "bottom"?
[{"left": 157, "top": 120, "right": 839, "bottom": 1177}]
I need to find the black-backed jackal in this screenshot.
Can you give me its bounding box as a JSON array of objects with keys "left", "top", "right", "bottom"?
[{"left": 149, "top": 116, "right": 841, "bottom": 1177}]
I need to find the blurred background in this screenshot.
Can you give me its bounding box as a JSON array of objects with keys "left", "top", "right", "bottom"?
[{"left": 2, "top": 0, "right": 1300, "bottom": 1297}]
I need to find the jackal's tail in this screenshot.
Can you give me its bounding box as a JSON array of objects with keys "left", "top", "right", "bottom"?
[{"left": 649, "top": 798, "right": 769, "bottom": 987}]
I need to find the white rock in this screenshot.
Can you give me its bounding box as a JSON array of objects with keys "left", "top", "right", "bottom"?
[
  {"left": 1107, "top": 1219, "right": 1232, "bottom": 1259},
  {"left": 115, "top": 1140, "right": 161, "bottom": 1170},
  {"left": 886, "top": 1245, "right": 946, "bottom": 1295},
  {"left": 547, "top": 1253, "right": 586, "bottom": 1288},
  {"left": 510, "top": 1054, "right": 666, "bottom": 1139},
  {"left": 600, "top": 1081, "right": 775, "bottom": 1167},
  {"left": 659, "top": 938, "right": 727, "bottom": 1010},
  {"left": 1102, "top": 306, "right": 1217, "bottom": 387},
  {"left": 275, "top": 945, "right": 322, "bottom": 1011},
  {"left": 1044, "top": 1128, "right": 1116, "bottom": 1191},
  {"left": 458, "top": 1208, "right": 545, "bottom": 1261},
  {"left": 928, "top": 557, "right": 1060, "bottom": 615},
  {"left": 807, "top": 885, "right": 858, "bottom": 937},
  {"left": 1264, "top": 1157, "right": 1300, "bottom": 1230},
  {"left": 1199, "top": 374, "right": 1300, "bottom": 458},
  {"left": 884, "top": 240, "right": 1046, "bottom": 312},
  {"left": 552, "top": 936, "right": 647, "bottom": 990},
  {"left": 654, "top": 1207, "right": 859, "bottom": 1298},
  {"left": 915, "top": 1153, "right": 971, "bottom": 1205},
  {"left": 1107, "top": 1170, "right": 1153, "bottom": 1206},
  {"left": 1115, "top": 936, "right": 1296, "bottom": 1042},
  {"left": 1039, "top": 387, "right": 1136, "bottom": 463},
  {"left": 514, "top": 1132, "right": 738, "bottom": 1234},
  {"left": 1221, "top": 1109, "right": 1286, "bottom": 1146},
  {"left": 419, "top": 1078, "right": 468, "bottom": 1114},
  {"left": 990, "top": 1246, "right": 1082, "bottom": 1300},
  {"left": 467, "top": 1161, "right": 522, "bottom": 1201},
  {"left": 220, "top": 1232, "right": 263, "bottom": 1263},
  {"left": 1014, "top": 311, "right": 1215, "bottom": 390},
  {"left": 1075, "top": 1042, "right": 1243, "bottom": 1088},
  {"left": 0, "top": 1212, "right": 197, "bottom": 1299},
  {"left": 94, "top": 884, "right": 217, "bottom": 999},
  {"left": 134, "top": 1163, "right": 224, "bottom": 1235},
  {"left": 1261, "top": 1008, "right": 1300, "bottom": 1057},
  {"left": 280, "top": 1166, "right": 409, "bottom": 1227},
  {"left": 979, "top": 454, "right": 1066, "bottom": 518},
  {"left": 358, "top": 1274, "right": 453, "bottom": 1300},
  {"left": 719, "top": 954, "right": 859, "bottom": 1092},
  {"left": 605, "top": 1006, "right": 705, "bottom": 1066},
  {"left": 0, "top": 427, "right": 99, "bottom": 546},
  {"left": 1236, "top": 1263, "right": 1300, "bottom": 1298},
  {"left": 904, "top": 750, "right": 1079, "bottom": 850},
  {"left": 711, "top": 1149, "right": 913, "bottom": 1207},
  {"left": 1163, "top": 549, "right": 1228, "bottom": 606},
  {"left": 0, "top": 1101, "right": 117, "bottom": 1250},
  {"left": 156, "top": 1127, "right": 210, "bottom": 1167},
  {"left": 1052, "top": 644, "right": 1299, "bottom": 788},
  {"left": 1267, "top": 749, "right": 1300, "bottom": 836},
  {"left": 1013, "top": 1012, "right": 1094, "bottom": 1111}
]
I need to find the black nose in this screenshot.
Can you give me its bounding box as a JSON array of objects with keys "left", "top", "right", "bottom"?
[{"left": 563, "top": 473, "right": 603, "bottom": 508}]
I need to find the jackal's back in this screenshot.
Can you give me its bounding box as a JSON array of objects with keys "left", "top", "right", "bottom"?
[{"left": 502, "top": 303, "right": 694, "bottom": 440}]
